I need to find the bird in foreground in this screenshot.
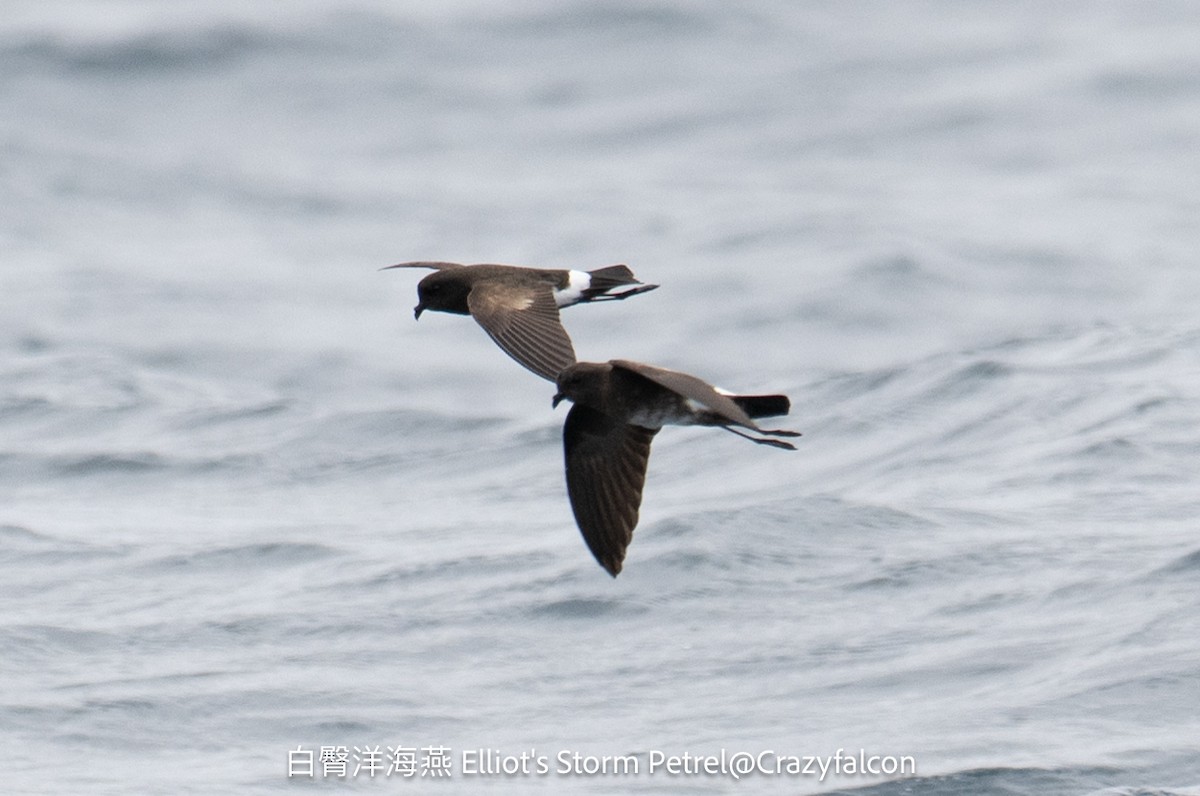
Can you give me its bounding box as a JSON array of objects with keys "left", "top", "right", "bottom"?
[
  {"left": 382, "top": 261, "right": 658, "bottom": 381},
  {"left": 552, "top": 359, "right": 800, "bottom": 577}
]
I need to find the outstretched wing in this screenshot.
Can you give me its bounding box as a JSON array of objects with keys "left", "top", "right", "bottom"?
[
  {"left": 611, "top": 360, "right": 757, "bottom": 429},
  {"left": 380, "top": 261, "right": 468, "bottom": 271},
  {"left": 562, "top": 404, "right": 658, "bottom": 577},
  {"left": 468, "top": 283, "right": 576, "bottom": 381}
]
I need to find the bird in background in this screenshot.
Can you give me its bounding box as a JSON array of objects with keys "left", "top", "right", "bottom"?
[
  {"left": 383, "top": 261, "right": 658, "bottom": 381},
  {"left": 552, "top": 359, "right": 800, "bottom": 576}
]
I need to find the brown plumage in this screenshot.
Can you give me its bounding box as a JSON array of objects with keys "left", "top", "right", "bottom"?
[
  {"left": 553, "top": 360, "right": 800, "bottom": 576},
  {"left": 383, "top": 261, "right": 657, "bottom": 381}
]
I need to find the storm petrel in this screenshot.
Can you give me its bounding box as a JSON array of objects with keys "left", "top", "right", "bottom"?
[
  {"left": 383, "top": 261, "right": 658, "bottom": 381},
  {"left": 551, "top": 359, "right": 800, "bottom": 576}
]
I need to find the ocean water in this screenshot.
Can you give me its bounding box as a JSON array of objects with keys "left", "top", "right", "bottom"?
[{"left": 3, "top": 1, "right": 1200, "bottom": 793}]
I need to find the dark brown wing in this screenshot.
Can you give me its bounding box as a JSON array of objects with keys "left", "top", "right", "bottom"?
[
  {"left": 380, "top": 261, "right": 467, "bottom": 271},
  {"left": 611, "top": 360, "right": 758, "bottom": 429},
  {"left": 468, "top": 283, "right": 576, "bottom": 381},
  {"left": 563, "top": 404, "right": 658, "bottom": 577}
]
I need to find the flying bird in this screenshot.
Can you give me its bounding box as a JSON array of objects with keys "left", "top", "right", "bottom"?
[
  {"left": 383, "top": 261, "right": 658, "bottom": 381},
  {"left": 552, "top": 359, "right": 800, "bottom": 576}
]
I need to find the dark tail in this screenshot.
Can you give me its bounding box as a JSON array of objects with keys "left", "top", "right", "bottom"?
[
  {"left": 731, "top": 394, "right": 790, "bottom": 419},
  {"left": 587, "top": 264, "right": 638, "bottom": 286},
  {"left": 583, "top": 264, "right": 659, "bottom": 301}
]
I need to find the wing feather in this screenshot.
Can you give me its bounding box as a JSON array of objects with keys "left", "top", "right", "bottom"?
[
  {"left": 562, "top": 405, "right": 657, "bottom": 576},
  {"left": 469, "top": 284, "right": 576, "bottom": 381},
  {"left": 611, "top": 360, "right": 757, "bottom": 429},
  {"left": 381, "top": 261, "right": 467, "bottom": 271}
]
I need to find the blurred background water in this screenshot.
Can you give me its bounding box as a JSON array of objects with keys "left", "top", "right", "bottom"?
[{"left": 2, "top": 1, "right": 1199, "bottom": 793}]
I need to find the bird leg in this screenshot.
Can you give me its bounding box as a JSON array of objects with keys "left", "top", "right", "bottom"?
[
  {"left": 723, "top": 426, "right": 798, "bottom": 450},
  {"left": 583, "top": 284, "right": 660, "bottom": 302}
]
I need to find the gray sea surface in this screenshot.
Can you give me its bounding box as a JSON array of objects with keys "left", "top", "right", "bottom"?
[{"left": 3, "top": 1, "right": 1200, "bottom": 794}]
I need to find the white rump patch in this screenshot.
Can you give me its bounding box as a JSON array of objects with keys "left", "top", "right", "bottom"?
[
  {"left": 554, "top": 270, "right": 592, "bottom": 307},
  {"left": 714, "top": 387, "right": 735, "bottom": 396}
]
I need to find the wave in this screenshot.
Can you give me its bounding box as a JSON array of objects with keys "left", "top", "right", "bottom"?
[
  {"left": 140, "top": 541, "right": 339, "bottom": 573},
  {"left": 826, "top": 765, "right": 1200, "bottom": 796},
  {"left": 4, "top": 26, "right": 274, "bottom": 75}
]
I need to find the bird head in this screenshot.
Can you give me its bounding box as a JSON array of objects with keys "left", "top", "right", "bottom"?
[
  {"left": 553, "top": 362, "right": 611, "bottom": 409},
  {"left": 412, "top": 271, "right": 472, "bottom": 318}
]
